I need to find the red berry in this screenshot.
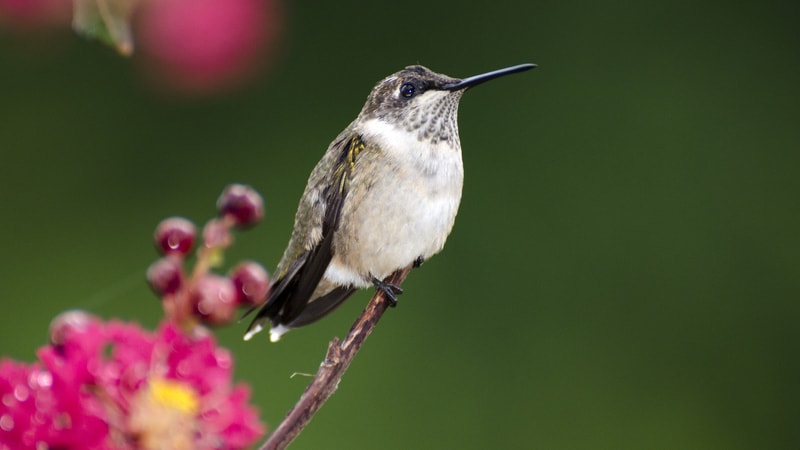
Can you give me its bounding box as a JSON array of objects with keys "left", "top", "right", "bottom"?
[
  {"left": 146, "top": 257, "right": 184, "bottom": 296},
  {"left": 154, "top": 217, "right": 196, "bottom": 256},
  {"left": 216, "top": 184, "right": 264, "bottom": 228},
  {"left": 230, "top": 261, "right": 270, "bottom": 306},
  {"left": 191, "top": 274, "right": 238, "bottom": 325}
]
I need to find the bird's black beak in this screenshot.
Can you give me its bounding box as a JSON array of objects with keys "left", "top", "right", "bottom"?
[{"left": 442, "top": 63, "right": 537, "bottom": 91}]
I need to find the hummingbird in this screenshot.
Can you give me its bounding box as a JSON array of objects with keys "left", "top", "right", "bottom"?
[{"left": 244, "top": 63, "right": 536, "bottom": 342}]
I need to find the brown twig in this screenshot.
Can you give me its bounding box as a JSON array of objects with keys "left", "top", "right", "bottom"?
[{"left": 257, "top": 264, "right": 414, "bottom": 450}]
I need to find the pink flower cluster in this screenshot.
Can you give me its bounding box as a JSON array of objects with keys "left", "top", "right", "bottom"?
[{"left": 0, "top": 312, "right": 264, "bottom": 450}]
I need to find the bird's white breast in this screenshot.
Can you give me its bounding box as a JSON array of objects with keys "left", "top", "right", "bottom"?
[{"left": 323, "top": 117, "right": 464, "bottom": 287}]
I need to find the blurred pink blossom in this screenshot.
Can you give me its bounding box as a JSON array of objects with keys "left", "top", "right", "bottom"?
[{"left": 137, "top": 0, "right": 280, "bottom": 94}]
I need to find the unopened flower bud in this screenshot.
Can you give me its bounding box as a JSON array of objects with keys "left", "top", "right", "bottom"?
[
  {"left": 202, "top": 218, "right": 232, "bottom": 249},
  {"left": 230, "top": 261, "right": 270, "bottom": 306},
  {"left": 147, "top": 257, "right": 184, "bottom": 296},
  {"left": 154, "top": 217, "right": 197, "bottom": 256},
  {"left": 191, "top": 274, "right": 238, "bottom": 325},
  {"left": 216, "top": 184, "right": 264, "bottom": 228},
  {"left": 49, "top": 310, "right": 96, "bottom": 347}
]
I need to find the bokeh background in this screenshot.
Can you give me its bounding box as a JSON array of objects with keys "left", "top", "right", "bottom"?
[{"left": 1, "top": 0, "right": 799, "bottom": 449}]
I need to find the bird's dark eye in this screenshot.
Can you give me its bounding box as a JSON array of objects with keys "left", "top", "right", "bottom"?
[{"left": 400, "top": 83, "right": 415, "bottom": 98}]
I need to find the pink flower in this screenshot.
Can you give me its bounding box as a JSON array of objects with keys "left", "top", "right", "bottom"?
[
  {"left": 0, "top": 313, "right": 110, "bottom": 450},
  {"left": 137, "top": 0, "right": 281, "bottom": 94},
  {"left": 0, "top": 312, "right": 264, "bottom": 450}
]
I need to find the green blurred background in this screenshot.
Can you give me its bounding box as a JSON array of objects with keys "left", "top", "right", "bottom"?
[{"left": 1, "top": 0, "right": 799, "bottom": 449}]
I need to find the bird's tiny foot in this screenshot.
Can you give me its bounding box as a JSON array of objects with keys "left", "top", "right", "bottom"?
[
  {"left": 413, "top": 256, "right": 425, "bottom": 268},
  {"left": 372, "top": 277, "right": 403, "bottom": 307}
]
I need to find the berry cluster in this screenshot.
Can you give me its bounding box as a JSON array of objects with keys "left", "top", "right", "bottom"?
[{"left": 147, "top": 184, "right": 270, "bottom": 329}]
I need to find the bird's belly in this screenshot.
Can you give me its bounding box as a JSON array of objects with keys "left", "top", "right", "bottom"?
[{"left": 330, "top": 174, "right": 462, "bottom": 284}]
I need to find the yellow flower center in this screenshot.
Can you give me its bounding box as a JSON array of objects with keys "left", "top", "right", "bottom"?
[
  {"left": 149, "top": 378, "right": 199, "bottom": 415},
  {"left": 128, "top": 378, "right": 200, "bottom": 450}
]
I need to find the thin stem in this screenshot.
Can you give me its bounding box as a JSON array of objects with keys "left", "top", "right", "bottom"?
[{"left": 257, "top": 264, "right": 414, "bottom": 450}]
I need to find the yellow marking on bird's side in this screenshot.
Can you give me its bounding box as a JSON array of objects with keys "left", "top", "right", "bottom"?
[
  {"left": 348, "top": 137, "right": 364, "bottom": 169},
  {"left": 336, "top": 136, "right": 365, "bottom": 194}
]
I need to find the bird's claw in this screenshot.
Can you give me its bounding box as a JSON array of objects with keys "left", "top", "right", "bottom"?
[{"left": 372, "top": 277, "right": 403, "bottom": 307}]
